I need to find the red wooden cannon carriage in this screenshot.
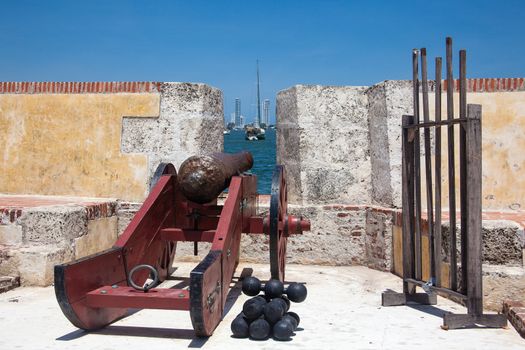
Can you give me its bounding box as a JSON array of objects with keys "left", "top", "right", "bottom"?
[{"left": 54, "top": 152, "right": 310, "bottom": 336}]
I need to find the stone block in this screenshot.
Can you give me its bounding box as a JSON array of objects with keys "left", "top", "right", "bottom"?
[
  {"left": 382, "top": 81, "right": 411, "bottom": 209},
  {"left": 121, "top": 82, "right": 224, "bottom": 189},
  {"left": 294, "top": 85, "right": 369, "bottom": 126},
  {"left": 0, "top": 275, "right": 20, "bottom": 293},
  {"left": 20, "top": 206, "right": 87, "bottom": 244},
  {"left": 277, "top": 85, "right": 371, "bottom": 206},
  {"left": 442, "top": 220, "right": 523, "bottom": 266},
  {"left": 276, "top": 86, "right": 299, "bottom": 126},
  {"left": 367, "top": 83, "right": 392, "bottom": 206},
  {"left": 0, "top": 247, "right": 19, "bottom": 277},
  {"left": 482, "top": 220, "right": 523, "bottom": 266},
  {"left": 74, "top": 216, "right": 118, "bottom": 258},
  {"left": 298, "top": 125, "right": 370, "bottom": 167},
  {"left": 366, "top": 80, "right": 412, "bottom": 208},
  {"left": 276, "top": 127, "right": 302, "bottom": 204},
  {"left": 365, "top": 209, "right": 393, "bottom": 271},
  {"left": 239, "top": 205, "right": 368, "bottom": 266},
  {"left": 116, "top": 202, "right": 142, "bottom": 236},
  {"left": 0, "top": 224, "right": 23, "bottom": 245},
  {"left": 302, "top": 167, "right": 370, "bottom": 205},
  {"left": 483, "top": 265, "right": 525, "bottom": 312},
  {"left": 15, "top": 245, "right": 74, "bottom": 286}
]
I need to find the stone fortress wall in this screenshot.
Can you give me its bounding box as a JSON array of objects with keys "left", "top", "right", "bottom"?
[
  {"left": 279, "top": 79, "right": 525, "bottom": 210},
  {"left": 0, "top": 78, "right": 524, "bottom": 311},
  {"left": 0, "top": 82, "right": 223, "bottom": 287},
  {"left": 276, "top": 78, "right": 525, "bottom": 310},
  {"left": 0, "top": 81, "right": 223, "bottom": 202}
]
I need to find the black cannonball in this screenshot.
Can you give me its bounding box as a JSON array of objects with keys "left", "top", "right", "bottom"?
[
  {"left": 253, "top": 295, "right": 266, "bottom": 303},
  {"left": 242, "top": 297, "right": 265, "bottom": 320},
  {"left": 281, "top": 295, "right": 291, "bottom": 311},
  {"left": 272, "top": 297, "right": 289, "bottom": 313},
  {"left": 249, "top": 318, "right": 271, "bottom": 340},
  {"left": 273, "top": 319, "right": 294, "bottom": 341},
  {"left": 282, "top": 314, "right": 298, "bottom": 331},
  {"left": 263, "top": 299, "right": 285, "bottom": 325},
  {"left": 231, "top": 315, "right": 250, "bottom": 338},
  {"left": 286, "top": 311, "right": 300, "bottom": 327},
  {"left": 264, "top": 279, "right": 284, "bottom": 298},
  {"left": 286, "top": 283, "right": 307, "bottom": 303},
  {"left": 242, "top": 276, "right": 262, "bottom": 296}
]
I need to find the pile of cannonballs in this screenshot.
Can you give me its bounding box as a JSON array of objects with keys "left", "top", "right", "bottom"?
[{"left": 231, "top": 276, "right": 307, "bottom": 341}]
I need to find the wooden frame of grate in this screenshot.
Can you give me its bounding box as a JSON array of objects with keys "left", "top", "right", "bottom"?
[{"left": 381, "top": 38, "right": 507, "bottom": 329}]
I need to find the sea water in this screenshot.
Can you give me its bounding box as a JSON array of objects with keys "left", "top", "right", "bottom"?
[{"left": 223, "top": 128, "right": 276, "bottom": 194}]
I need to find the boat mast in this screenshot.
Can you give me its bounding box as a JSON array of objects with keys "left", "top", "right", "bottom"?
[{"left": 256, "top": 59, "right": 261, "bottom": 127}]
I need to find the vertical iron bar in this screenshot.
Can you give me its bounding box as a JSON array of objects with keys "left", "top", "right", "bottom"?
[
  {"left": 446, "top": 37, "right": 458, "bottom": 291},
  {"left": 459, "top": 49, "right": 468, "bottom": 294},
  {"left": 412, "top": 49, "right": 423, "bottom": 281},
  {"left": 402, "top": 115, "right": 416, "bottom": 294},
  {"left": 420, "top": 48, "right": 434, "bottom": 283},
  {"left": 434, "top": 57, "right": 443, "bottom": 287},
  {"left": 465, "top": 104, "right": 483, "bottom": 315}
]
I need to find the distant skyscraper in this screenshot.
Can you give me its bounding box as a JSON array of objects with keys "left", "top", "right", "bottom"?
[
  {"left": 256, "top": 60, "right": 261, "bottom": 127},
  {"left": 235, "top": 98, "right": 241, "bottom": 128},
  {"left": 263, "top": 99, "right": 270, "bottom": 126},
  {"left": 240, "top": 115, "right": 245, "bottom": 128}
]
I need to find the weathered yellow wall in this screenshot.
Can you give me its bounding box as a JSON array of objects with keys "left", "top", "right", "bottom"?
[
  {"left": 0, "top": 93, "right": 160, "bottom": 202},
  {"left": 393, "top": 225, "right": 451, "bottom": 287},
  {"left": 393, "top": 225, "right": 403, "bottom": 276},
  {"left": 419, "top": 91, "right": 525, "bottom": 210}
]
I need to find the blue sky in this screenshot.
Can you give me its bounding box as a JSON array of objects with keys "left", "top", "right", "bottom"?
[{"left": 0, "top": 0, "right": 523, "bottom": 124}]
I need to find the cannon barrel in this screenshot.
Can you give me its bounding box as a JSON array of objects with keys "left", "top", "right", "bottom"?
[{"left": 178, "top": 151, "right": 254, "bottom": 204}]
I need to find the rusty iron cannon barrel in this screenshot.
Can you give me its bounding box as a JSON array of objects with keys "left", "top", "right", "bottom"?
[{"left": 178, "top": 151, "right": 254, "bottom": 204}]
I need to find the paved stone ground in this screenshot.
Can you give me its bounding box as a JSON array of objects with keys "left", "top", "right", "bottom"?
[{"left": 0, "top": 263, "right": 523, "bottom": 350}]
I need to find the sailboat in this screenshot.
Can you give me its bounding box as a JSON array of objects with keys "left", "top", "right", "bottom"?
[{"left": 245, "top": 60, "right": 265, "bottom": 141}]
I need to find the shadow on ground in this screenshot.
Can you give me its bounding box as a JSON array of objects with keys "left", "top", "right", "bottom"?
[{"left": 55, "top": 267, "right": 253, "bottom": 348}]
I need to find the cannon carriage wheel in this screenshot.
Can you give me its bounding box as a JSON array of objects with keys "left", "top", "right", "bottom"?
[{"left": 269, "top": 165, "right": 288, "bottom": 282}]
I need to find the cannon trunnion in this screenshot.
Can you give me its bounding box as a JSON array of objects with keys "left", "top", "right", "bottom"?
[{"left": 54, "top": 152, "right": 310, "bottom": 337}]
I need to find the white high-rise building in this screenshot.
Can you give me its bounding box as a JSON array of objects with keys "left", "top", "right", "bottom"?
[
  {"left": 263, "top": 99, "right": 270, "bottom": 126},
  {"left": 235, "top": 98, "right": 241, "bottom": 128}
]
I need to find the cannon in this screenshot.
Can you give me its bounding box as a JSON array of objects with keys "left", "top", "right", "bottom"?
[{"left": 54, "top": 152, "right": 310, "bottom": 337}]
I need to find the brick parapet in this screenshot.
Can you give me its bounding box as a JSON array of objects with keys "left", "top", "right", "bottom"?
[
  {"left": 0, "top": 208, "right": 23, "bottom": 224},
  {"left": 84, "top": 202, "right": 117, "bottom": 220},
  {"left": 428, "top": 77, "right": 525, "bottom": 93},
  {"left": 0, "top": 81, "right": 162, "bottom": 94},
  {"left": 503, "top": 301, "right": 525, "bottom": 338}
]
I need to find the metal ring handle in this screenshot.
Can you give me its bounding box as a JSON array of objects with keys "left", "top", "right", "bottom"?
[{"left": 128, "top": 264, "right": 159, "bottom": 292}]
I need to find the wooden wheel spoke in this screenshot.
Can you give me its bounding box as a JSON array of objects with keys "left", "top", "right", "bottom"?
[{"left": 269, "top": 165, "right": 288, "bottom": 282}]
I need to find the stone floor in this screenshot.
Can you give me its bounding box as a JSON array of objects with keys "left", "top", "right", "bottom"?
[{"left": 0, "top": 263, "right": 523, "bottom": 350}]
